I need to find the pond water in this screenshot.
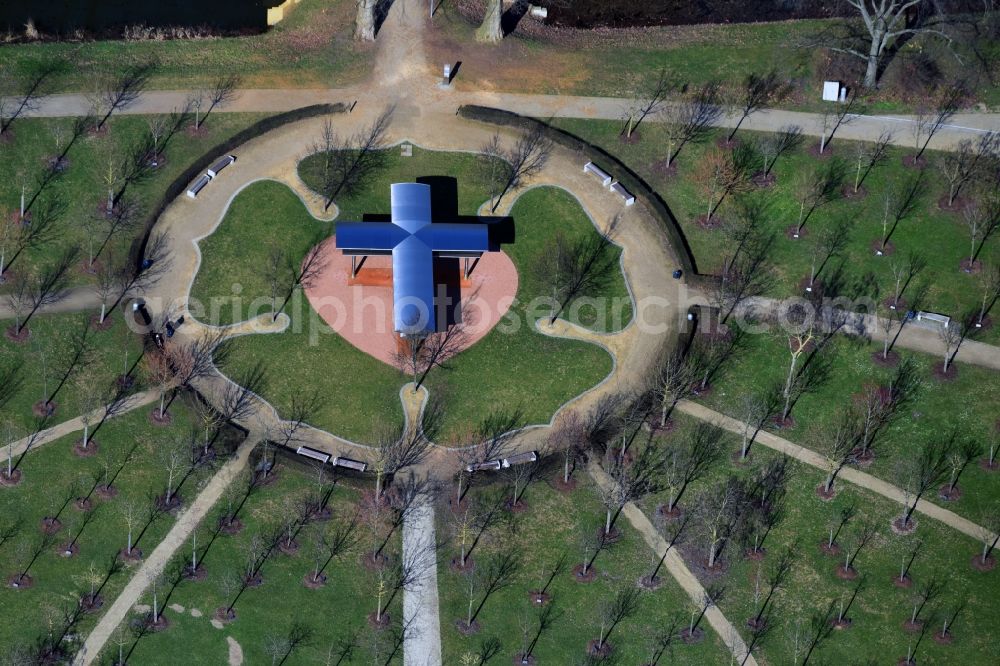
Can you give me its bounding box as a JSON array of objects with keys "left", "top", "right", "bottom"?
[{"left": 0, "top": 0, "right": 285, "bottom": 36}]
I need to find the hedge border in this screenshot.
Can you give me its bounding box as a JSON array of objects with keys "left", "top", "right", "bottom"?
[
  {"left": 456, "top": 105, "right": 715, "bottom": 291},
  {"left": 130, "top": 102, "right": 349, "bottom": 267}
]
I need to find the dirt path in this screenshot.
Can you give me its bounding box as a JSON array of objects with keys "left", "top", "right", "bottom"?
[
  {"left": 676, "top": 400, "right": 998, "bottom": 544},
  {"left": 589, "top": 461, "right": 757, "bottom": 666},
  {"left": 73, "top": 433, "right": 260, "bottom": 666}
]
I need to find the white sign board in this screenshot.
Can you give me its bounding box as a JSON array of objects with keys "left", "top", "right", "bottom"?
[{"left": 822, "top": 81, "right": 841, "bottom": 102}]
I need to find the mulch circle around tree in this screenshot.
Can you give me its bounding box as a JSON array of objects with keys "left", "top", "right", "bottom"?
[
  {"left": 638, "top": 574, "right": 664, "bottom": 591},
  {"left": 278, "top": 539, "right": 300, "bottom": 556},
  {"left": 884, "top": 295, "right": 908, "bottom": 311},
  {"left": 871, "top": 350, "right": 900, "bottom": 367},
  {"left": 41, "top": 517, "right": 63, "bottom": 535},
  {"left": 696, "top": 214, "right": 724, "bottom": 231},
  {"left": 156, "top": 493, "right": 183, "bottom": 513},
  {"left": 785, "top": 225, "right": 807, "bottom": 240},
  {"left": 980, "top": 457, "right": 999, "bottom": 472},
  {"left": 309, "top": 505, "right": 333, "bottom": 522},
  {"left": 751, "top": 171, "right": 777, "bottom": 188},
  {"left": 254, "top": 468, "right": 281, "bottom": 487},
  {"left": 551, "top": 476, "right": 577, "bottom": 493},
  {"left": 619, "top": 130, "right": 642, "bottom": 144},
  {"left": 651, "top": 159, "right": 678, "bottom": 180},
  {"left": 849, "top": 447, "right": 875, "bottom": 468},
  {"left": 303, "top": 572, "right": 327, "bottom": 589},
  {"left": 716, "top": 135, "right": 740, "bottom": 150},
  {"left": 799, "top": 277, "right": 823, "bottom": 297},
  {"left": 450, "top": 556, "right": 475, "bottom": 573},
  {"left": 513, "top": 653, "right": 537, "bottom": 665},
  {"left": 656, "top": 503, "right": 683, "bottom": 522},
  {"left": 959, "top": 258, "right": 982, "bottom": 274},
  {"left": 938, "top": 484, "right": 962, "bottom": 501},
  {"left": 647, "top": 417, "right": 677, "bottom": 435},
  {"left": 528, "top": 590, "right": 550, "bottom": 605},
  {"left": 505, "top": 497, "right": 528, "bottom": 513},
  {"left": 933, "top": 630, "right": 954, "bottom": 645},
  {"left": 807, "top": 142, "right": 834, "bottom": 159},
  {"left": 0, "top": 129, "right": 14, "bottom": 144},
  {"left": 117, "top": 374, "right": 135, "bottom": 390},
  {"left": 598, "top": 525, "right": 622, "bottom": 544},
  {"left": 690, "top": 381, "right": 713, "bottom": 398},
  {"left": 745, "top": 548, "right": 767, "bottom": 561},
  {"left": 81, "top": 593, "right": 104, "bottom": 613},
  {"left": 871, "top": 239, "right": 895, "bottom": 256},
  {"left": 9, "top": 210, "right": 31, "bottom": 224},
  {"left": 147, "top": 152, "right": 168, "bottom": 169},
  {"left": 58, "top": 542, "right": 79, "bottom": 558},
  {"left": 8, "top": 574, "right": 33, "bottom": 589},
  {"left": 831, "top": 616, "right": 853, "bottom": 629},
  {"left": 0, "top": 470, "right": 23, "bottom": 487},
  {"left": 903, "top": 619, "right": 924, "bottom": 633},
  {"left": 842, "top": 184, "right": 868, "bottom": 200},
  {"left": 73, "top": 440, "right": 100, "bottom": 457},
  {"left": 587, "top": 639, "right": 613, "bottom": 658},
  {"left": 79, "top": 258, "right": 102, "bottom": 276},
  {"left": 972, "top": 315, "right": 993, "bottom": 333},
  {"left": 937, "top": 195, "right": 969, "bottom": 213},
  {"left": 731, "top": 449, "right": 753, "bottom": 466},
  {"left": 185, "top": 124, "right": 209, "bottom": 138},
  {"left": 363, "top": 551, "right": 389, "bottom": 571},
  {"left": 901, "top": 154, "right": 927, "bottom": 169},
  {"left": 33, "top": 400, "right": 57, "bottom": 418},
  {"left": 214, "top": 607, "right": 237, "bottom": 624},
  {"left": 891, "top": 517, "right": 917, "bottom": 536},
  {"left": 835, "top": 564, "right": 859, "bottom": 580},
  {"left": 119, "top": 547, "right": 143, "bottom": 563},
  {"left": 96, "top": 484, "right": 118, "bottom": 500},
  {"left": 454, "top": 618, "right": 479, "bottom": 635},
  {"left": 897, "top": 659, "right": 916, "bottom": 666},
  {"left": 815, "top": 484, "right": 837, "bottom": 501},
  {"left": 680, "top": 626, "right": 705, "bottom": 644},
  {"left": 770, "top": 414, "right": 796, "bottom": 430},
  {"left": 90, "top": 313, "right": 115, "bottom": 332},
  {"left": 820, "top": 541, "right": 842, "bottom": 557},
  {"left": 971, "top": 554, "right": 996, "bottom": 572},
  {"left": 184, "top": 564, "right": 208, "bottom": 581},
  {"left": 447, "top": 495, "right": 470, "bottom": 513},
  {"left": 88, "top": 124, "right": 109, "bottom": 138},
  {"left": 572, "top": 563, "right": 597, "bottom": 583},
  {"left": 149, "top": 409, "right": 173, "bottom": 426},
  {"left": 245, "top": 573, "right": 264, "bottom": 588},
  {"left": 932, "top": 361, "right": 958, "bottom": 382},
  {"left": 893, "top": 574, "right": 913, "bottom": 589},
  {"left": 75, "top": 497, "right": 93, "bottom": 512},
  {"left": 218, "top": 516, "right": 244, "bottom": 535}
]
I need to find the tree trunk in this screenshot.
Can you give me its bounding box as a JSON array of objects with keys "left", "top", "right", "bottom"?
[
  {"left": 355, "top": 0, "right": 377, "bottom": 41},
  {"left": 476, "top": 0, "right": 504, "bottom": 43}
]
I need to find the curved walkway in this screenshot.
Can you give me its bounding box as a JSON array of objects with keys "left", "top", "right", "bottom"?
[
  {"left": 676, "top": 400, "right": 998, "bottom": 544},
  {"left": 74, "top": 433, "right": 260, "bottom": 665}
]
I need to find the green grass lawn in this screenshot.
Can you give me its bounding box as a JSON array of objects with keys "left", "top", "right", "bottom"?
[
  {"left": 0, "top": 112, "right": 271, "bottom": 292},
  {"left": 0, "top": 402, "right": 200, "bottom": 655},
  {"left": 639, "top": 415, "right": 1000, "bottom": 665},
  {"left": 551, "top": 118, "right": 1000, "bottom": 343},
  {"left": 116, "top": 463, "right": 398, "bottom": 665},
  {"left": 437, "top": 473, "right": 731, "bottom": 664},
  {"left": 0, "top": 0, "right": 368, "bottom": 91},
  {"left": 197, "top": 149, "right": 629, "bottom": 442},
  {"left": 698, "top": 330, "right": 1000, "bottom": 523},
  {"left": 0, "top": 311, "right": 145, "bottom": 431}
]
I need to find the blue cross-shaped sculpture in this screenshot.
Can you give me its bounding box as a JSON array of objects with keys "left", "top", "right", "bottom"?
[{"left": 335, "top": 183, "right": 491, "bottom": 338}]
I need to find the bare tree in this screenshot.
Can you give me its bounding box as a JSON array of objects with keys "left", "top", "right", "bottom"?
[
  {"left": 263, "top": 620, "right": 313, "bottom": 665},
  {"left": 807, "top": 217, "right": 854, "bottom": 290},
  {"left": 791, "top": 160, "right": 844, "bottom": 238},
  {"left": 91, "top": 61, "right": 156, "bottom": 132},
  {"left": 455, "top": 407, "right": 523, "bottom": 503},
  {"left": 938, "top": 132, "right": 999, "bottom": 207},
  {"left": 747, "top": 543, "right": 795, "bottom": 629},
  {"left": 696, "top": 145, "right": 756, "bottom": 226},
  {"left": 0, "top": 194, "right": 64, "bottom": 277},
  {"left": 827, "top": 1, "right": 958, "bottom": 88},
  {"left": 896, "top": 437, "right": 954, "bottom": 530},
  {"left": 622, "top": 68, "right": 673, "bottom": 140},
  {"left": 9, "top": 246, "right": 77, "bottom": 336},
  {"left": 974, "top": 503, "right": 1000, "bottom": 568},
  {"left": 800, "top": 599, "right": 836, "bottom": 665},
  {"left": 659, "top": 81, "right": 722, "bottom": 167},
  {"left": 0, "top": 58, "right": 63, "bottom": 137},
  {"left": 535, "top": 217, "right": 619, "bottom": 325},
  {"left": 755, "top": 125, "right": 803, "bottom": 179},
  {"left": 877, "top": 168, "right": 925, "bottom": 253},
  {"left": 851, "top": 130, "right": 894, "bottom": 194},
  {"left": 961, "top": 195, "right": 1000, "bottom": 270},
  {"left": 938, "top": 320, "right": 962, "bottom": 374},
  {"left": 271, "top": 233, "right": 328, "bottom": 322},
  {"left": 100, "top": 232, "right": 172, "bottom": 320},
  {"left": 727, "top": 69, "right": 789, "bottom": 143},
  {"left": 973, "top": 263, "right": 1000, "bottom": 327},
  {"left": 662, "top": 422, "right": 724, "bottom": 515},
  {"left": 486, "top": 125, "right": 552, "bottom": 212},
  {"left": 694, "top": 476, "right": 746, "bottom": 569},
  {"left": 462, "top": 549, "right": 521, "bottom": 630},
  {"left": 599, "top": 442, "right": 665, "bottom": 537},
  {"left": 910, "top": 80, "right": 966, "bottom": 163},
  {"left": 194, "top": 74, "right": 241, "bottom": 130},
  {"left": 318, "top": 108, "right": 393, "bottom": 210},
  {"left": 942, "top": 436, "right": 982, "bottom": 499},
  {"left": 818, "top": 91, "right": 861, "bottom": 154},
  {"left": 815, "top": 410, "right": 860, "bottom": 496},
  {"left": 475, "top": 0, "right": 503, "bottom": 43},
  {"left": 393, "top": 321, "right": 469, "bottom": 389},
  {"left": 591, "top": 587, "right": 641, "bottom": 654}
]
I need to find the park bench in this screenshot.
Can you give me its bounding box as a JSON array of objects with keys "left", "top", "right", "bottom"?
[
  {"left": 583, "top": 161, "right": 612, "bottom": 187},
  {"left": 333, "top": 456, "right": 367, "bottom": 472},
  {"left": 206, "top": 154, "right": 236, "bottom": 179},
  {"left": 465, "top": 460, "right": 502, "bottom": 473},
  {"left": 296, "top": 446, "right": 330, "bottom": 464},
  {"left": 502, "top": 451, "right": 538, "bottom": 468},
  {"left": 186, "top": 174, "right": 211, "bottom": 199},
  {"left": 610, "top": 181, "right": 635, "bottom": 206},
  {"left": 915, "top": 311, "right": 950, "bottom": 328}
]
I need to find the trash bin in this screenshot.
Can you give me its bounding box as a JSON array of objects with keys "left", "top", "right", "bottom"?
[{"left": 672, "top": 269, "right": 683, "bottom": 279}]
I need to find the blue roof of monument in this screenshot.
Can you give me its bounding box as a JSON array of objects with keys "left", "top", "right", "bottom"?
[{"left": 335, "top": 183, "right": 490, "bottom": 337}]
